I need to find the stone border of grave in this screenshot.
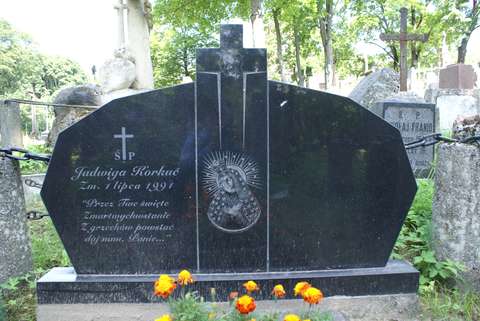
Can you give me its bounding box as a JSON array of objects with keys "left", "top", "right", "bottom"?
[{"left": 37, "top": 260, "right": 418, "bottom": 304}]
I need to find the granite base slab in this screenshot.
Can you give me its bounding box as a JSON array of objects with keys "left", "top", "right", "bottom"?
[
  {"left": 37, "top": 260, "right": 418, "bottom": 304},
  {"left": 37, "top": 294, "right": 421, "bottom": 321}
]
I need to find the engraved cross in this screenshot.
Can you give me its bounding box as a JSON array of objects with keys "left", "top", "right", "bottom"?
[{"left": 113, "top": 127, "right": 134, "bottom": 161}]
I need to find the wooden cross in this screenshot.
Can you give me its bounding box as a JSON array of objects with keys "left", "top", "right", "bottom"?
[{"left": 380, "top": 7, "right": 429, "bottom": 91}]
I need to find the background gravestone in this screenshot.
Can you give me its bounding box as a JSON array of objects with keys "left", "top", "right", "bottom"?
[
  {"left": 0, "top": 157, "right": 32, "bottom": 284},
  {"left": 38, "top": 25, "right": 418, "bottom": 304},
  {"left": 372, "top": 93, "right": 435, "bottom": 176},
  {"left": 349, "top": 68, "right": 400, "bottom": 110}
]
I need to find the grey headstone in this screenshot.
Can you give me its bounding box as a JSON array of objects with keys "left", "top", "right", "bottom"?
[
  {"left": 0, "top": 157, "right": 32, "bottom": 284},
  {"left": 349, "top": 68, "right": 400, "bottom": 109},
  {"left": 372, "top": 93, "right": 435, "bottom": 176},
  {"left": 0, "top": 101, "right": 23, "bottom": 147}
]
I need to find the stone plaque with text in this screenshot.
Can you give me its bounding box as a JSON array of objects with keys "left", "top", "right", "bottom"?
[{"left": 378, "top": 101, "right": 435, "bottom": 175}]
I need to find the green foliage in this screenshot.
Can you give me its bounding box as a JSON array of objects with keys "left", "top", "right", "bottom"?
[
  {"left": 18, "top": 144, "right": 51, "bottom": 174},
  {"left": 393, "top": 179, "right": 464, "bottom": 291},
  {"left": 0, "top": 18, "right": 87, "bottom": 100},
  {"left": 0, "top": 295, "right": 5, "bottom": 321},
  {"left": 167, "top": 291, "right": 333, "bottom": 321},
  {"left": 0, "top": 273, "right": 36, "bottom": 321},
  {"left": 29, "top": 218, "right": 70, "bottom": 270},
  {"left": 153, "top": 0, "right": 248, "bottom": 31},
  {"left": 151, "top": 26, "right": 218, "bottom": 87},
  {"left": 350, "top": 0, "right": 475, "bottom": 68},
  {"left": 168, "top": 292, "right": 210, "bottom": 321}
]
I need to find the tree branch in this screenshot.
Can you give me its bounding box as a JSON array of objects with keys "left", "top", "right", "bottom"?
[{"left": 367, "top": 41, "right": 395, "bottom": 60}]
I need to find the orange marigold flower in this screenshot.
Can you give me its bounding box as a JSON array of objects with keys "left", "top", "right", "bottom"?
[
  {"left": 272, "top": 284, "right": 286, "bottom": 298},
  {"left": 243, "top": 280, "right": 259, "bottom": 293},
  {"left": 302, "top": 287, "right": 323, "bottom": 305},
  {"left": 154, "top": 277, "right": 176, "bottom": 299},
  {"left": 236, "top": 295, "right": 256, "bottom": 314},
  {"left": 293, "top": 281, "right": 311, "bottom": 296},
  {"left": 155, "top": 314, "right": 173, "bottom": 321},
  {"left": 177, "top": 270, "right": 194, "bottom": 286},
  {"left": 284, "top": 314, "right": 301, "bottom": 321},
  {"left": 229, "top": 291, "right": 239, "bottom": 300}
]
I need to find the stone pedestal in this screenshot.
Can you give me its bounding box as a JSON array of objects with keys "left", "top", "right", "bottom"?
[
  {"left": 433, "top": 143, "right": 480, "bottom": 290},
  {"left": 37, "top": 293, "right": 420, "bottom": 321},
  {"left": 0, "top": 157, "right": 32, "bottom": 284},
  {"left": 439, "top": 64, "right": 477, "bottom": 89},
  {"left": 0, "top": 101, "right": 23, "bottom": 147},
  {"left": 37, "top": 260, "right": 418, "bottom": 304}
]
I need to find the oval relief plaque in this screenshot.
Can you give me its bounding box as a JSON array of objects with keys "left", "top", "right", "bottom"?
[{"left": 202, "top": 151, "right": 262, "bottom": 233}]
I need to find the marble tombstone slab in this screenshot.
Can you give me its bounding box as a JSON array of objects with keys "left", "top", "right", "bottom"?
[
  {"left": 373, "top": 100, "right": 435, "bottom": 176},
  {"left": 39, "top": 25, "right": 418, "bottom": 303}
]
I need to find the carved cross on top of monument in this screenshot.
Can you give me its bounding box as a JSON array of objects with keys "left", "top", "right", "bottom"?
[
  {"left": 380, "top": 7, "right": 429, "bottom": 91},
  {"left": 196, "top": 24, "right": 267, "bottom": 78},
  {"left": 196, "top": 25, "right": 267, "bottom": 151}
]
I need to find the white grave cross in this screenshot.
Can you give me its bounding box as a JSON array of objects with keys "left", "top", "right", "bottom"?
[{"left": 113, "top": 127, "right": 134, "bottom": 161}]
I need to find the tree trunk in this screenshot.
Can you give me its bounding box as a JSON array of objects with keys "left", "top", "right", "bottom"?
[
  {"left": 317, "top": 0, "right": 334, "bottom": 90},
  {"left": 411, "top": 44, "right": 420, "bottom": 68},
  {"left": 293, "top": 25, "right": 304, "bottom": 87},
  {"left": 250, "top": 0, "right": 265, "bottom": 48},
  {"left": 457, "top": 36, "right": 469, "bottom": 64},
  {"left": 272, "top": 8, "right": 285, "bottom": 82},
  {"left": 183, "top": 48, "right": 189, "bottom": 77},
  {"left": 457, "top": 2, "right": 478, "bottom": 63},
  {"left": 389, "top": 44, "right": 399, "bottom": 70}
]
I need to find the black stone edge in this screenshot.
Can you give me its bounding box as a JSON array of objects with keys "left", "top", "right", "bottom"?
[{"left": 37, "top": 260, "right": 419, "bottom": 304}]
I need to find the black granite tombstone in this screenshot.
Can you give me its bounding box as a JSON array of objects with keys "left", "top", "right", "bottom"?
[{"left": 38, "top": 25, "right": 418, "bottom": 303}]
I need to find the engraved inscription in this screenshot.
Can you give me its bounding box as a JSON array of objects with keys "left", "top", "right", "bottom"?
[
  {"left": 384, "top": 105, "right": 435, "bottom": 171},
  {"left": 71, "top": 164, "right": 180, "bottom": 246}
]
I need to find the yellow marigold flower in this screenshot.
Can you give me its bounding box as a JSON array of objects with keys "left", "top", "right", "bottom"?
[
  {"left": 243, "top": 280, "right": 259, "bottom": 293},
  {"left": 293, "top": 281, "right": 311, "bottom": 296},
  {"left": 303, "top": 319, "right": 311, "bottom": 321},
  {"left": 208, "top": 312, "right": 216, "bottom": 319},
  {"left": 284, "top": 314, "right": 301, "bottom": 321},
  {"left": 155, "top": 314, "right": 172, "bottom": 321},
  {"left": 302, "top": 287, "right": 323, "bottom": 305},
  {"left": 159, "top": 274, "right": 176, "bottom": 284},
  {"left": 154, "top": 277, "right": 176, "bottom": 299},
  {"left": 236, "top": 295, "right": 256, "bottom": 314},
  {"left": 177, "top": 270, "right": 194, "bottom": 286},
  {"left": 272, "top": 284, "right": 286, "bottom": 298}
]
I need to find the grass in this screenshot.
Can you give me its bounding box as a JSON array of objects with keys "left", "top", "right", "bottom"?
[
  {"left": 421, "top": 287, "right": 480, "bottom": 321},
  {"left": 1, "top": 218, "right": 69, "bottom": 321}
]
